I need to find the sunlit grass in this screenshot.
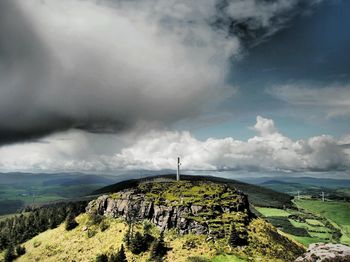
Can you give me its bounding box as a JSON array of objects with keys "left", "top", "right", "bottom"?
[{"left": 255, "top": 207, "right": 291, "bottom": 217}]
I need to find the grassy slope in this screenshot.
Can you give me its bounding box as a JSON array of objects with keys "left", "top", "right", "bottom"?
[
  {"left": 0, "top": 214, "right": 236, "bottom": 262},
  {"left": 4, "top": 215, "right": 302, "bottom": 262},
  {"left": 294, "top": 199, "right": 350, "bottom": 245}
]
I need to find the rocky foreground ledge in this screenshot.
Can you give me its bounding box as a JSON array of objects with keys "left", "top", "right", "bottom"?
[{"left": 295, "top": 243, "right": 350, "bottom": 262}]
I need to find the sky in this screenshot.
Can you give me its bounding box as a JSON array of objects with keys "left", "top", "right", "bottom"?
[{"left": 0, "top": 0, "right": 349, "bottom": 176}]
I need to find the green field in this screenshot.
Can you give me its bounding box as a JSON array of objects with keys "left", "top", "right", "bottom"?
[
  {"left": 294, "top": 199, "right": 350, "bottom": 245},
  {"left": 287, "top": 236, "right": 323, "bottom": 246},
  {"left": 255, "top": 198, "right": 350, "bottom": 247},
  {"left": 255, "top": 207, "right": 291, "bottom": 217}
]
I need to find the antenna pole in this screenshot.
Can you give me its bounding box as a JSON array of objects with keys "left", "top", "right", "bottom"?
[{"left": 177, "top": 157, "right": 181, "bottom": 181}]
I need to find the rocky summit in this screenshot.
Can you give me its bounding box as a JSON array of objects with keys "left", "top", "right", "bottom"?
[
  {"left": 295, "top": 243, "right": 350, "bottom": 262},
  {"left": 5, "top": 178, "right": 307, "bottom": 262},
  {"left": 86, "top": 180, "right": 252, "bottom": 238}
]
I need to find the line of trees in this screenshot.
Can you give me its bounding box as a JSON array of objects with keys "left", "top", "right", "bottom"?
[
  {"left": 0, "top": 200, "right": 87, "bottom": 251},
  {"left": 4, "top": 245, "right": 26, "bottom": 262},
  {"left": 94, "top": 220, "right": 169, "bottom": 262}
]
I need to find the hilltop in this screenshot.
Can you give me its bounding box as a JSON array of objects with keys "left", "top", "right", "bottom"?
[
  {"left": 92, "top": 174, "right": 293, "bottom": 209},
  {"left": 87, "top": 180, "right": 252, "bottom": 237},
  {"left": 4, "top": 178, "right": 305, "bottom": 262}
]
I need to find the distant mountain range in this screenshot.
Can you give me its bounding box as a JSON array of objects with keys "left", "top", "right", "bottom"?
[{"left": 239, "top": 176, "right": 350, "bottom": 188}]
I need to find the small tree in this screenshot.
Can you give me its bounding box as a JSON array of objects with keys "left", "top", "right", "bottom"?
[
  {"left": 129, "top": 232, "right": 146, "bottom": 254},
  {"left": 4, "top": 245, "right": 16, "bottom": 262},
  {"left": 143, "top": 221, "right": 152, "bottom": 235},
  {"left": 123, "top": 228, "right": 131, "bottom": 247},
  {"left": 96, "top": 253, "right": 108, "bottom": 262},
  {"left": 150, "top": 232, "right": 168, "bottom": 261},
  {"left": 143, "top": 221, "right": 154, "bottom": 244},
  {"left": 110, "top": 244, "right": 127, "bottom": 262},
  {"left": 99, "top": 220, "right": 109, "bottom": 232},
  {"left": 15, "top": 245, "right": 26, "bottom": 256},
  {"left": 65, "top": 212, "right": 78, "bottom": 231}
]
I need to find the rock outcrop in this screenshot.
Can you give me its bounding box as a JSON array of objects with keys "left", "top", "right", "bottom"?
[
  {"left": 86, "top": 181, "right": 251, "bottom": 236},
  {"left": 295, "top": 243, "right": 350, "bottom": 262}
]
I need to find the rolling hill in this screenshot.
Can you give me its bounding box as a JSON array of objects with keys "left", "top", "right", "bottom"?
[
  {"left": 92, "top": 174, "right": 293, "bottom": 209},
  {"left": 1, "top": 178, "right": 304, "bottom": 262}
]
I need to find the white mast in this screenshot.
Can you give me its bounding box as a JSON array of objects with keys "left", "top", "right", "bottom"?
[{"left": 177, "top": 157, "right": 181, "bottom": 181}]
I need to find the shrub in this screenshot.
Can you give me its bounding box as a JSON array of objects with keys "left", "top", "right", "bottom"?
[
  {"left": 150, "top": 232, "right": 168, "bottom": 261},
  {"left": 4, "top": 245, "right": 15, "bottom": 262},
  {"left": 99, "top": 220, "right": 109, "bottom": 232},
  {"left": 96, "top": 253, "right": 108, "bottom": 262},
  {"left": 33, "top": 241, "right": 41, "bottom": 248},
  {"left": 87, "top": 228, "right": 97, "bottom": 238},
  {"left": 143, "top": 221, "right": 152, "bottom": 235},
  {"left": 110, "top": 244, "right": 127, "bottom": 262},
  {"left": 129, "top": 232, "right": 146, "bottom": 254},
  {"left": 65, "top": 213, "right": 79, "bottom": 231},
  {"left": 88, "top": 212, "right": 103, "bottom": 226},
  {"left": 15, "top": 245, "right": 26, "bottom": 256}
]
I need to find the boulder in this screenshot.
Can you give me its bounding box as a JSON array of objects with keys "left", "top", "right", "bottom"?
[{"left": 295, "top": 243, "right": 350, "bottom": 262}]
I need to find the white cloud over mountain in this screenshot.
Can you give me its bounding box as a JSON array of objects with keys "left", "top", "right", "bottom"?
[{"left": 1, "top": 116, "right": 348, "bottom": 173}]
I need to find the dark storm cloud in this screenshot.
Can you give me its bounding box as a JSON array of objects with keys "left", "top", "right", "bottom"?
[
  {"left": 0, "top": 0, "right": 323, "bottom": 145},
  {"left": 0, "top": 1, "right": 67, "bottom": 144}
]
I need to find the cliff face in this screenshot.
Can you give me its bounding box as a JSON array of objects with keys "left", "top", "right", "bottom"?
[{"left": 86, "top": 181, "right": 251, "bottom": 237}]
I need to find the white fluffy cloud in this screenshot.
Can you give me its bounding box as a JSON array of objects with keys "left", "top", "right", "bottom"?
[{"left": 0, "top": 116, "right": 348, "bottom": 173}]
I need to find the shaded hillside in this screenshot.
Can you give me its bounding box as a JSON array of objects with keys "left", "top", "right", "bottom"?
[
  {"left": 0, "top": 173, "right": 125, "bottom": 215},
  {"left": 43, "top": 175, "right": 117, "bottom": 186},
  {"left": 241, "top": 176, "right": 350, "bottom": 189},
  {"left": 92, "top": 174, "right": 293, "bottom": 208}
]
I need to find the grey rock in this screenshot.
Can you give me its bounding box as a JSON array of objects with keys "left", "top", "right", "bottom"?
[
  {"left": 295, "top": 243, "right": 350, "bottom": 262},
  {"left": 86, "top": 187, "right": 250, "bottom": 237}
]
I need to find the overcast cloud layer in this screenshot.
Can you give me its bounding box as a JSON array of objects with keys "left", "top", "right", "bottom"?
[
  {"left": 0, "top": 0, "right": 323, "bottom": 145},
  {"left": 0, "top": 116, "right": 349, "bottom": 173}
]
